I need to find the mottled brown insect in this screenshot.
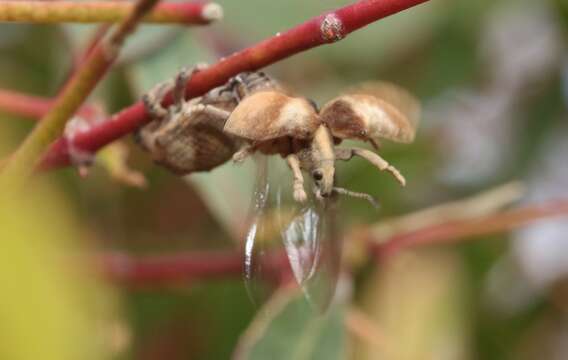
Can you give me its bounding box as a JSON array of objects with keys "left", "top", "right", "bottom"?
[
  {"left": 135, "top": 68, "right": 275, "bottom": 174},
  {"left": 138, "top": 69, "right": 420, "bottom": 204},
  {"left": 223, "top": 77, "right": 421, "bottom": 203},
  {"left": 137, "top": 70, "right": 420, "bottom": 311}
]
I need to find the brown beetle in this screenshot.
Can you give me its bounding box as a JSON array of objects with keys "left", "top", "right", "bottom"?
[
  {"left": 137, "top": 69, "right": 419, "bottom": 203},
  {"left": 229, "top": 77, "right": 420, "bottom": 310},
  {"left": 137, "top": 70, "right": 420, "bottom": 310},
  {"left": 135, "top": 68, "right": 275, "bottom": 174},
  {"left": 222, "top": 78, "right": 420, "bottom": 203}
]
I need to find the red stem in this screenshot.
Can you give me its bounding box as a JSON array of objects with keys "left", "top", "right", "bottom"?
[
  {"left": 374, "top": 200, "right": 568, "bottom": 258},
  {"left": 37, "top": 0, "right": 430, "bottom": 171},
  {"left": 98, "top": 251, "right": 289, "bottom": 287},
  {"left": 0, "top": 89, "right": 54, "bottom": 119},
  {"left": 97, "top": 200, "right": 568, "bottom": 286},
  {"left": 0, "top": 88, "right": 100, "bottom": 120}
]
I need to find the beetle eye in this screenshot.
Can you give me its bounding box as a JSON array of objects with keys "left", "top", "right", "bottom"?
[{"left": 312, "top": 170, "right": 323, "bottom": 181}]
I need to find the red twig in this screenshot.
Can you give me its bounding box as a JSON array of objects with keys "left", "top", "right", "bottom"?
[
  {"left": 96, "top": 200, "right": 568, "bottom": 286},
  {"left": 38, "top": 0, "right": 430, "bottom": 171},
  {"left": 374, "top": 200, "right": 568, "bottom": 258},
  {"left": 0, "top": 89, "right": 100, "bottom": 120},
  {"left": 0, "top": 89, "right": 55, "bottom": 119},
  {"left": 98, "top": 251, "right": 289, "bottom": 287},
  {"left": 0, "top": 1, "right": 222, "bottom": 25}
]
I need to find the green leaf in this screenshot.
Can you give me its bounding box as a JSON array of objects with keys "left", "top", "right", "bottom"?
[
  {"left": 0, "top": 182, "right": 119, "bottom": 360},
  {"left": 234, "top": 287, "right": 346, "bottom": 360}
]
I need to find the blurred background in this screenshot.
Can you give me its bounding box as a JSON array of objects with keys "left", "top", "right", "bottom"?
[{"left": 1, "top": 0, "right": 568, "bottom": 359}]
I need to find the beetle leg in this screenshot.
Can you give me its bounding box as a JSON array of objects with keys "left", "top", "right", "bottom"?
[
  {"left": 232, "top": 144, "right": 255, "bottom": 163},
  {"left": 202, "top": 105, "right": 231, "bottom": 120},
  {"left": 335, "top": 147, "right": 406, "bottom": 186},
  {"left": 173, "top": 63, "right": 208, "bottom": 110},
  {"left": 142, "top": 82, "right": 171, "bottom": 120},
  {"left": 231, "top": 73, "right": 250, "bottom": 101},
  {"left": 286, "top": 154, "right": 307, "bottom": 203},
  {"left": 182, "top": 103, "right": 231, "bottom": 120}
]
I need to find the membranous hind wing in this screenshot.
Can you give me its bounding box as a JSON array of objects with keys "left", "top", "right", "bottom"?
[
  {"left": 242, "top": 157, "right": 341, "bottom": 312},
  {"left": 320, "top": 82, "right": 421, "bottom": 144},
  {"left": 281, "top": 191, "right": 341, "bottom": 312}
]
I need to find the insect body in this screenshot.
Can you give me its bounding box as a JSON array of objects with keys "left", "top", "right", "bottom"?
[
  {"left": 136, "top": 68, "right": 275, "bottom": 174},
  {"left": 223, "top": 77, "right": 420, "bottom": 203},
  {"left": 221, "top": 74, "right": 420, "bottom": 310},
  {"left": 138, "top": 70, "right": 420, "bottom": 310}
]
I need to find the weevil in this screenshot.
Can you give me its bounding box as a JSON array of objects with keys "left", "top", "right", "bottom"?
[
  {"left": 137, "top": 69, "right": 420, "bottom": 204},
  {"left": 135, "top": 68, "right": 275, "bottom": 174},
  {"left": 230, "top": 76, "right": 420, "bottom": 310},
  {"left": 222, "top": 76, "right": 421, "bottom": 203},
  {"left": 137, "top": 70, "right": 420, "bottom": 311}
]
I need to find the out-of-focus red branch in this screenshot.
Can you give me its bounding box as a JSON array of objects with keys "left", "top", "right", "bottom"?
[
  {"left": 97, "top": 200, "right": 568, "bottom": 286},
  {"left": 0, "top": 89, "right": 56, "bottom": 119},
  {"left": 0, "top": 89, "right": 99, "bottom": 120},
  {"left": 373, "top": 200, "right": 568, "bottom": 258},
  {"left": 98, "top": 251, "right": 289, "bottom": 287},
  {"left": 38, "top": 0, "right": 431, "bottom": 171},
  {"left": 0, "top": 1, "right": 222, "bottom": 25}
]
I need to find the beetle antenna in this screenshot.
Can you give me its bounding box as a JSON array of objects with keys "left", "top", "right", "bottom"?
[
  {"left": 333, "top": 187, "right": 379, "bottom": 209},
  {"left": 369, "top": 138, "right": 381, "bottom": 151}
]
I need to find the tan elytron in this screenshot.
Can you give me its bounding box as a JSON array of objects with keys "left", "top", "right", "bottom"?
[{"left": 320, "top": 82, "right": 420, "bottom": 144}]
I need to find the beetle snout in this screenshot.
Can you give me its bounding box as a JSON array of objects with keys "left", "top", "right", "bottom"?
[{"left": 312, "top": 167, "right": 334, "bottom": 198}]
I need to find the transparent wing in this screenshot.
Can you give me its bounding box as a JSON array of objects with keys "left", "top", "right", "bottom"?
[
  {"left": 243, "top": 156, "right": 292, "bottom": 305},
  {"left": 281, "top": 186, "right": 342, "bottom": 312},
  {"left": 242, "top": 157, "right": 342, "bottom": 312},
  {"left": 243, "top": 155, "right": 273, "bottom": 304}
]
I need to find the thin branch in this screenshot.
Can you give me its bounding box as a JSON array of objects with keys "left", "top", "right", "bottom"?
[
  {"left": 373, "top": 200, "right": 568, "bottom": 258},
  {"left": 96, "top": 199, "right": 568, "bottom": 286},
  {"left": 0, "top": 88, "right": 98, "bottom": 120},
  {"left": 0, "top": 89, "right": 57, "bottom": 119},
  {"left": 369, "top": 182, "right": 525, "bottom": 240},
  {"left": 72, "top": 24, "right": 112, "bottom": 73},
  {"left": 0, "top": 1, "right": 222, "bottom": 25},
  {"left": 38, "top": 0, "right": 431, "bottom": 171},
  {"left": 0, "top": 0, "right": 162, "bottom": 184},
  {"left": 97, "top": 251, "right": 288, "bottom": 287}
]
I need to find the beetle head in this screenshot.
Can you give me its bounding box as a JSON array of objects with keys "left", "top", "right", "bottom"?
[{"left": 311, "top": 125, "right": 335, "bottom": 198}]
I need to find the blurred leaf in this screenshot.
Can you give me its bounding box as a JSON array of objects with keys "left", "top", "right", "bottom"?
[
  {"left": 128, "top": 31, "right": 216, "bottom": 96},
  {"left": 234, "top": 287, "right": 346, "bottom": 360},
  {"left": 0, "top": 181, "right": 120, "bottom": 359},
  {"left": 188, "top": 160, "right": 257, "bottom": 239},
  {"left": 355, "top": 250, "right": 471, "bottom": 360},
  {"left": 126, "top": 281, "right": 256, "bottom": 360}
]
